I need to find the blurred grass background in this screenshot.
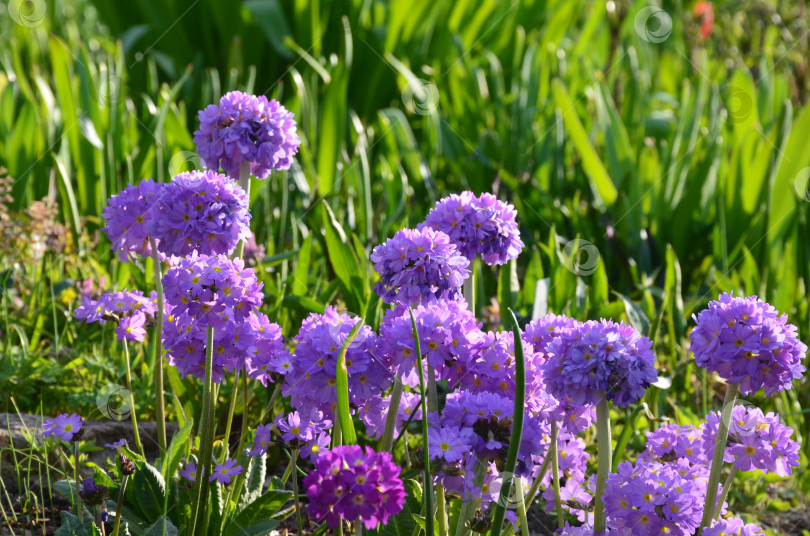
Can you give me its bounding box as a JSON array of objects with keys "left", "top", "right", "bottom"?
[{"left": 1, "top": 0, "right": 810, "bottom": 523}]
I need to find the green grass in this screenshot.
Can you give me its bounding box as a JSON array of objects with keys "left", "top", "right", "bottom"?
[{"left": 2, "top": 0, "right": 810, "bottom": 529}]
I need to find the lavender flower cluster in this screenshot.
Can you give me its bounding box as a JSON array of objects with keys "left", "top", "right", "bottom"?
[
  {"left": 690, "top": 292, "right": 807, "bottom": 396},
  {"left": 303, "top": 445, "right": 406, "bottom": 530},
  {"left": 74, "top": 289, "right": 158, "bottom": 342},
  {"left": 101, "top": 178, "right": 163, "bottom": 262},
  {"left": 194, "top": 90, "right": 300, "bottom": 180}
]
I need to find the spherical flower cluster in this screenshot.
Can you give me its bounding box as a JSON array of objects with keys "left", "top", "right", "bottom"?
[
  {"left": 271, "top": 410, "right": 332, "bottom": 460},
  {"left": 643, "top": 423, "right": 707, "bottom": 465},
  {"left": 377, "top": 298, "right": 483, "bottom": 387},
  {"left": 162, "top": 254, "right": 263, "bottom": 327},
  {"left": 703, "top": 405, "right": 800, "bottom": 477},
  {"left": 542, "top": 319, "right": 657, "bottom": 407},
  {"left": 42, "top": 413, "right": 84, "bottom": 442},
  {"left": 303, "top": 445, "right": 406, "bottom": 530},
  {"left": 74, "top": 290, "right": 158, "bottom": 342},
  {"left": 704, "top": 518, "right": 766, "bottom": 536},
  {"left": 604, "top": 459, "right": 709, "bottom": 535},
  {"left": 370, "top": 227, "right": 470, "bottom": 305},
  {"left": 281, "top": 307, "right": 390, "bottom": 418},
  {"left": 149, "top": 170, "right": 251, "bottom": 257},
  {"left": 524, "top": 313, "right": 578, "bottom": 356},
  {"left": 419, "top": 191, "right": 524, "bottom": 265},
  {"left": 101, "top": 179, "right": 164, "bottom": 262},
  {"left": 543, "top": 479, "right": 592, "bottom": 524},
  {"left": 690, "top": 293, "right": 806, "bottom": 396},
  {"left": 194, "top": 91, "right": 300, "bottom": 180}
]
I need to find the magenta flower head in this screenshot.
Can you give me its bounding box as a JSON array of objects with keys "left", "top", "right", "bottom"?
[
  {"left": 194, "top": 90, "right": 300, "bottom": 180},
  {"left": 419, "top": 191, "right": 524, "bottom": 265},
  {"left": 371, "top": 227, "right": 470, "bottom": 306},
  {"left": 42, "top": 413, "right": 84, "bottom": 442},
  {"left": 704, "top": 518, "right": 766, "bottom": 536},
  {"left": 690, "top": 292, "right": 807, "bottom": 396},
  {"left": 303, "top": 445, "right": 406, "bottom": 530},
  {"left": 102, "top": 179, "right": 164, "bottom": 262},
  {"left": 149, "top": 170, "right": 251, "bottom": 257},
  {"left": 542, "top": 319, "right": 658, "bottom": 407}
]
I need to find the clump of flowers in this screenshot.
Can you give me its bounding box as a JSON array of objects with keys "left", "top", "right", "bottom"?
[
  {"left": 74, "top": 289, "right": 158, "bottom": 342},
  {"left": 303, "top": 445, "right": 406, "bottom": 529},
  {"left": 690, "top": 292, "right": 807, "bottom": 396},
  {"left": 603, "top": 459, "right": 708, "bottom": 535},
  {"left": 377, "top": 298, "right": 483, "bottom": 387},
  {"left": 542, "top": 319, "right": 658, "bottom": 407},
  {"left": 149, "top": 170, "right": 251, "bottom": 257},
  {"left": 703, "top": 405, "right": 800, "bottom": 477},
  {"left": 643, "top": 423, "right": 707, "bottom": 466},
  {"left": 194, "top": 90, "right": 300, "bottom": 180},
  {"left": 101, "top": 179, "right": 164, "bottom": 262},
  {"left": 419, "top": 191, "right": 524, "bottom": 265},
  {"left": 370, "top": 227, "right": 470, "bottom": 305},
  {"left": 280, "top": 307, "right": 390, "bottom": 418},
  {"left": 42, "top": 413, "right": 84, "bottom": 442}
]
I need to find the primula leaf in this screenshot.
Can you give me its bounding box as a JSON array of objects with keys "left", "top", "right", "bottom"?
[
  {"left": 223, "top": 490, "right": 292, "bottom": 536},
  {"left": 128, "top": 460, "right": 166, "bottom": 520},
  {"left": 142, "top": 516, "right": 178, "bottom": 536},
  {"left": 163, "top": 420, "right": 192, "bottom": 482},
  {"left": 238, "top": 452, "right": 267, "bottom": 510}
]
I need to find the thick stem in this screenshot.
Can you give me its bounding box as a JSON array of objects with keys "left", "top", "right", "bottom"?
[
  {"left": 713, "top": 468, "right": 737, "bottom": 521},
  {"left": 594, "top": 397, "right": 613, "bottom": 533},
  {"left": 550, "top": 421, "right": 564, "bottom": 529},
  {"left": 381, "top": 376, "right": 404, "bottom": 452},
  {"left": 73, "top": 442, "right": 82, "bottom": 520},
  {"left": 699, "top": 383, "right": 739, "bottom": 531},
  {"left": 234, "top": 162, "right": 252, "bottom": 259},
  {"left": 514, "top": 476, "right": 530, "bottom": 536},
  {"left": 111, "top": 475, "right": 128, "bottom": 536},
  {"left": 188, "top": 326, "right": 217, "bottom": 536},
  {"left": 410, "top": 309, "right": 434, "bottom": 536},
  {"left": 462, "top": 273, "right": 474, "bottom": 313},
  {"left": 220, "top": 370, "right": 240, "bottom": 463},
  {"left": 292, "top": 449, "right": 303, "bottom": 536},
  {"left": 150, "top": 238, "right": 166, "bottom": 454},
  {"left": 236, "top": 372, "right": 249, "bottom": 462},
  {"left": 436, "top": 485, "right": 448, "bottom": 536},
  {"left": 122, "top": 341, "right": 144, "bottom": 456}
]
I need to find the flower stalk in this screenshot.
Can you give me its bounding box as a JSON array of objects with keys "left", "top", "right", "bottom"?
[
  {"left": 110, "top": 474, "right": 128, "bottom": 536},
  {"left": 594, "top": 396, "right": 613, "bottom": 533},
  {"left": 410, "top": 308, "right": 434, "bottom": 536},
  {"left": 149, "top": 237, "right": 166, "bottom": 454},
  {"left": 550, "top": 420, "right": 564, "bottom": 529},
  {"left": 381, "top": 376, "right": 404, "bottom": 452},
  {"left": 699, "top": 382, "right": 739, "bottom": 530},
  {"left": 121, "top": 340, "right": 143, "bottom": 456}
]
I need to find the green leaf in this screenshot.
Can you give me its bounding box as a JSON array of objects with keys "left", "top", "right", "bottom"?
[
  {"left": 497, "top": 259, "right": 519, "bottom": 325},
  {"left": 614, "top": 291, "right": 650, "bottom": 336},
  {"left": 552, "top": 78, "right": 618, "bottom": 207},
  {"left": 238, "top": 453, "right": 267, "bottom": 510},
  {"left": 163, "top": 420, "right": 192, "bottom": 482},
  {"left": 129, "top": 460, "right": 166, "bottom": 520},
  {"left": 223, "top": 490, "right": 292, "bottom": 536},
  {"left": 336, "top": 318, "right": 364, "bottom": 445},
  {"left": 143, "top": 516, "right": 178, "bottom": 536}
]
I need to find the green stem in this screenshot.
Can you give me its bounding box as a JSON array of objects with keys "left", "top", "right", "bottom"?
[
  {"left": 454, "top": 459, "right": 486, "bottom": 536},
  {"left": 234, "top": 162, "right": 252, "bottom": 259},
  {"left": 111, "top": 475, "right": 128, "bottom": 536},
  {"left": 73, "top": 442, "right": 82, "bottom": 520},
  {"left": 220, "top": 370, "right": 240, "bottom": 463},
  {"left": 355, "top": 524, "right": 363, "bottom": 536},
  {"left": 381, "top": 376, "right": 404, "bottom": 452},
  {"left": 257, "top": 383, "right": 282, "bottom": 424},
  {"left": 699, "top": 383, "right": 739, "bottom": 531},
  {"left": 436, "top": 485, "right": 448, "bottom": 536},
  {"left": 150, "top": 237, "right": 166, "bottom": 454},
  {"left": 594, "top": 397, "right": 613, "bottom": 534},
  {"left": 122, "top": 341, "right": 144, "bottom": 457},
  {"left": 292, "top": 449, "right": 303, "bottom": 536},
  {"left": 410, "top": 308, "right": 434, "bottom": 536},
  {"left": 280, "top": 452, "right": 296, "bottom": 484},
  {"left": 462, "top": 271, "right": 474, "bottom": 313},
  {"left": 550, "top": 420, "right": 564, "bottom": 529},
  {"left": 514, "top": 476, "right": 530, "bottom": 536},
  {"left": 713, "top": 468, "right": 737, "bottom": 521},
  {"left": 236, "top": 371, "right": 249, "bottom": 462},
  {"left": 188, "top": 326, "right": 217, "bottom": 536}
]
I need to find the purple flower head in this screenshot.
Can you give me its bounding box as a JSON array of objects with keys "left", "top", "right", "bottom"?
[
  {"left": 604, "top": 459, "right": 708, "bottom": 536},
  {"left": 704, "top": 518, "right": 766, "bottom": 536},
  {"left": 428, "top": 427, "right": 471, "bottom": 463},
  {"left": 419, "top": 191, "right": 524, "bottom": 265},
  {"left": 179, "top": 461, "right": 198, "bottom": 482},
  {"left": 303, "top": 445, "right": 406, "bottom": 530},
  {"left": 643, "top": 423, "right": 707, "bottom": 466},
  {"left": 247, "top": 424, "right": 274, "bottom": 457},
  {"left": 194, "top": 91, "right": 300, "bottom": 180},
  {"left": 210, "top": 458, "right": 243, "bottom": 484},
  {"left": 105, "top": 438, "right": 128, "bottom": 450},
  {"left": 360, "top": 391, "right": 423, "bottom": 440},
  {"left": 101, "top": 179, "right": 164, "bottom": 262},
  {"left": 377, "top": 298, "right": 484, "bottom": 387},
  {"left": 371, "top": 227, "right": 470, "bottom": 306},
  {"left": 690, "top": 293, "right": 807, "bottom": 396},
  {"left": 42, "top": 413, "right": 84, "bottom": 442},
  {"left": 543, "top": 479, "right": 592, "bottom": 524},
  {"left": 80, "top": 478, "right": 109, "bottom": 506},
  {"left": 243, "top": 312, "right": 293, "bottom": 386},
  {"left": 703, "top": 405, "right": 800, "bottom": 477},
  {"left": 282, "top": 307, "right": 389, "bottom": 418},
  {"left": 149, "top": 170, "right": 251, "bottom": 257},
  {"left": 274, "top": 410, "right": 332, "bottom": 444},
  {"left": 524, "top": 314, "right": 578, "bottom": 356},
  {"left": 74, "top": 289, "right": 157, "bottom": 343},
  {"left": 542, "top": 319, "right": 658, "bottom": 407}
]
